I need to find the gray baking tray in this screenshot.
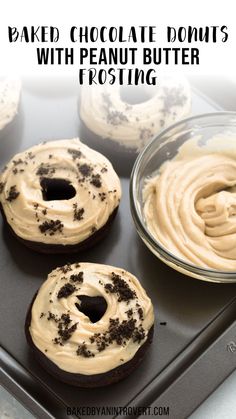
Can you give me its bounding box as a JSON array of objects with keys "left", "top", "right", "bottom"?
[{"left": 0, "top": 77, "right": 236, "bottom": 419}]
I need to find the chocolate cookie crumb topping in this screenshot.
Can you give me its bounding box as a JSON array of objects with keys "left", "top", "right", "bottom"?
[
  {"left": 126, "top": 308, "right": 133, "bottom": 318},
  {"left": 88, "top": 315, "right": 146, "bottom": 352},
  {"left": 57, "top": 283, "right": 76, "bottom": 299},
  {"left": 78, "top": 163, "right": 93, "bottom": 177},
  {"left": 13, "top": 159, "right": 24, "bottom": 166},
  {"left": 27, "top": 152, "right": 35, "bottom": 160},
  {"left": 58, "top": 317, "right": 77, "bottom": 342},
  {"left": 108, "top": 318, "right": 136, "bottom": 345},
  {"left": 73, "top": 204, "right": 85, "bottom": 221},
  {"left": 161, "top": 86, "right": 187, "bottom": 116},
  {"left": 138, "top": 308, "right": 144, "bottom": 321},
  {"left": 99, "top": 192, "right": 106, "bottom": 202},
  {"left": 101, "top": 167, "right": 108, "bottom": 173},
  {"left": 97, "top": 341, "right": 106, "bottom": 352},
  {"left": 76, "top": 343, "right": 94, "bottom": 358},
  {"left": 107, "top": 110, "right": 129, "bottom": 126},
  {"left": 59, "top": 323, "right": 77, "bottom": 341},
  {"left": 70, "top": 272, "right": 84, "bottom": 283},
  {"left": 61, "top": 313, "right": 71, "bottom": 324},
  {"left": 36, "top": 165, "right": 55, "bottom": 177},
  {"left": 50, "top": 313, "right": 78, "bottom": 345},
  {"left": 53, "top": 337, "right": 63, "bottom": 346},
  {"left": 59, "top": 264, "right": 72, "bottom": 274},
  {"left": 133, "top": 326, "right": 146, "bottom": 343},
  {"left": 90, "top": 174, "right": 102, "bottom": 188},
  {"left": 75, "top": 263, "right": 81, "bottom": 268},
  {"left": 139, "top": 128, "right": 152, "bottom": 143},
  {"left": 39, "top": 219, "right": 64, "bottom": 235},
  {"left": 6, "top": 185, "right": 20, "bottom": 202},
  {"left": 47, "top": 312, "right": 59, "bottom": 322},
  {"left": 67, "top": 149, "right": 83, "bottom": 160},
  {"left": 104, "top": 272, "right": 136, "bottom": 302}
]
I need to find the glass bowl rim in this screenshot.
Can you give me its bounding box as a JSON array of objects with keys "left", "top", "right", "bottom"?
[{"left": 130, "top": 111, "right": 236, "bottom": 280}]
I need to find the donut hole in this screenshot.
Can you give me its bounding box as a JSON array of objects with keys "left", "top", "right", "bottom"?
[
  {"left": 40, "top": 178, "right": 76, "bottom": 201},
  {"left": 75, "top": 295, "right": 107, "bottom": 323},
  {"left": 120, "top": 85, "right": 154, "bottom": 105}
]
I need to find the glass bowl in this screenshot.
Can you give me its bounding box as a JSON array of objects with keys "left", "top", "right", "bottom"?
[{"left": 130, "top": 112, "right": 236, "bottom": 283}]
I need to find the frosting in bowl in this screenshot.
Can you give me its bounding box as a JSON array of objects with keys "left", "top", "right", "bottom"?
[
  {"left": 29, "top": 262, "right": 154, "bottom": 375},
  {"left": 143, "top": 153, "right": 236, "bottom": 271},
  {"left": 0, "top": 139, "right": 121, "bottom": 246}
]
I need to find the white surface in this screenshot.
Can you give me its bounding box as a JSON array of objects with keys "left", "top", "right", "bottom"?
[
  {"left": 0, "top": 0, "right": 236, "bottom": 77},
  {"left": 189, "top": 369, "right": 236, "bottom": 419},
  {"left": 228, "top": 76, "right": 236, "bottom": 85}
]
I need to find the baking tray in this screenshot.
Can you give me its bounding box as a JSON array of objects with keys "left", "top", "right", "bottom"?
[{"left": 0, "top": 77, "right": 236, "bottom": 419}]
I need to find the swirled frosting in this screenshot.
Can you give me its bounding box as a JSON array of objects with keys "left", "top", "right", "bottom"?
[
  {"left": 143, "top": 153, "right": 236, "bottom": 271},
  {"left": 80, "top": 76, "right": 191, "bottom": 151},
  {"left": 29, "top": 262, "right": 154, "bottom": 375},
  {"left": 0, "top": 139, "right": 121, "bottom": 245},
  {"left": 0, "top": 78, "right": 21, "bottom": 131}
]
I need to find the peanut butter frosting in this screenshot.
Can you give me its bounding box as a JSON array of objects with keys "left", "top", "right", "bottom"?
[
  {"left": 0, "top": 139, "right": 121, "bottom": 245},
  {"left": 0, "top": 78, "right": 21, "bottom": 131},
  {"left": 29, "top": 263, "right": 154, "bottom": 375},
  {"left": 143, "top": 152, "right": 236, "bottom": 271},
  {"left": 80, "top": 76, "right": 191, "bottom": 151}
]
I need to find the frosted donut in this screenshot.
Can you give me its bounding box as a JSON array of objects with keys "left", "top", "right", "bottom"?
[
  {"left": 80, "top": 76, "right": 191, "bottom": 152},
  {"left": 0, "top": 77, "right": 21, "bottom": 132},
  {"left": 0, "top": 139, "right": 121, "bottom": 253},
  {"left": 25, "top": 262, "right": 154, "bottom": 387}
]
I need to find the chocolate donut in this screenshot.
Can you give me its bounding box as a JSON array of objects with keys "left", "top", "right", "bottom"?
[
  {"left": 25, "top": 263, "right": 155, "bottom": 387},
  {"left": 0, "top": 139, "right": 121, "bottom": 253},
  {"left": 79, "top": 76, "right": 191, "bottom": 153}
]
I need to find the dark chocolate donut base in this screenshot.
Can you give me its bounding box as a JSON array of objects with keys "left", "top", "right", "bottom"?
[
  {"left": 25, "top": 292, "right": 154, "bottom": 387},
  {"left": 0, "top": 204, "right": 118, "bottom": 254}
]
